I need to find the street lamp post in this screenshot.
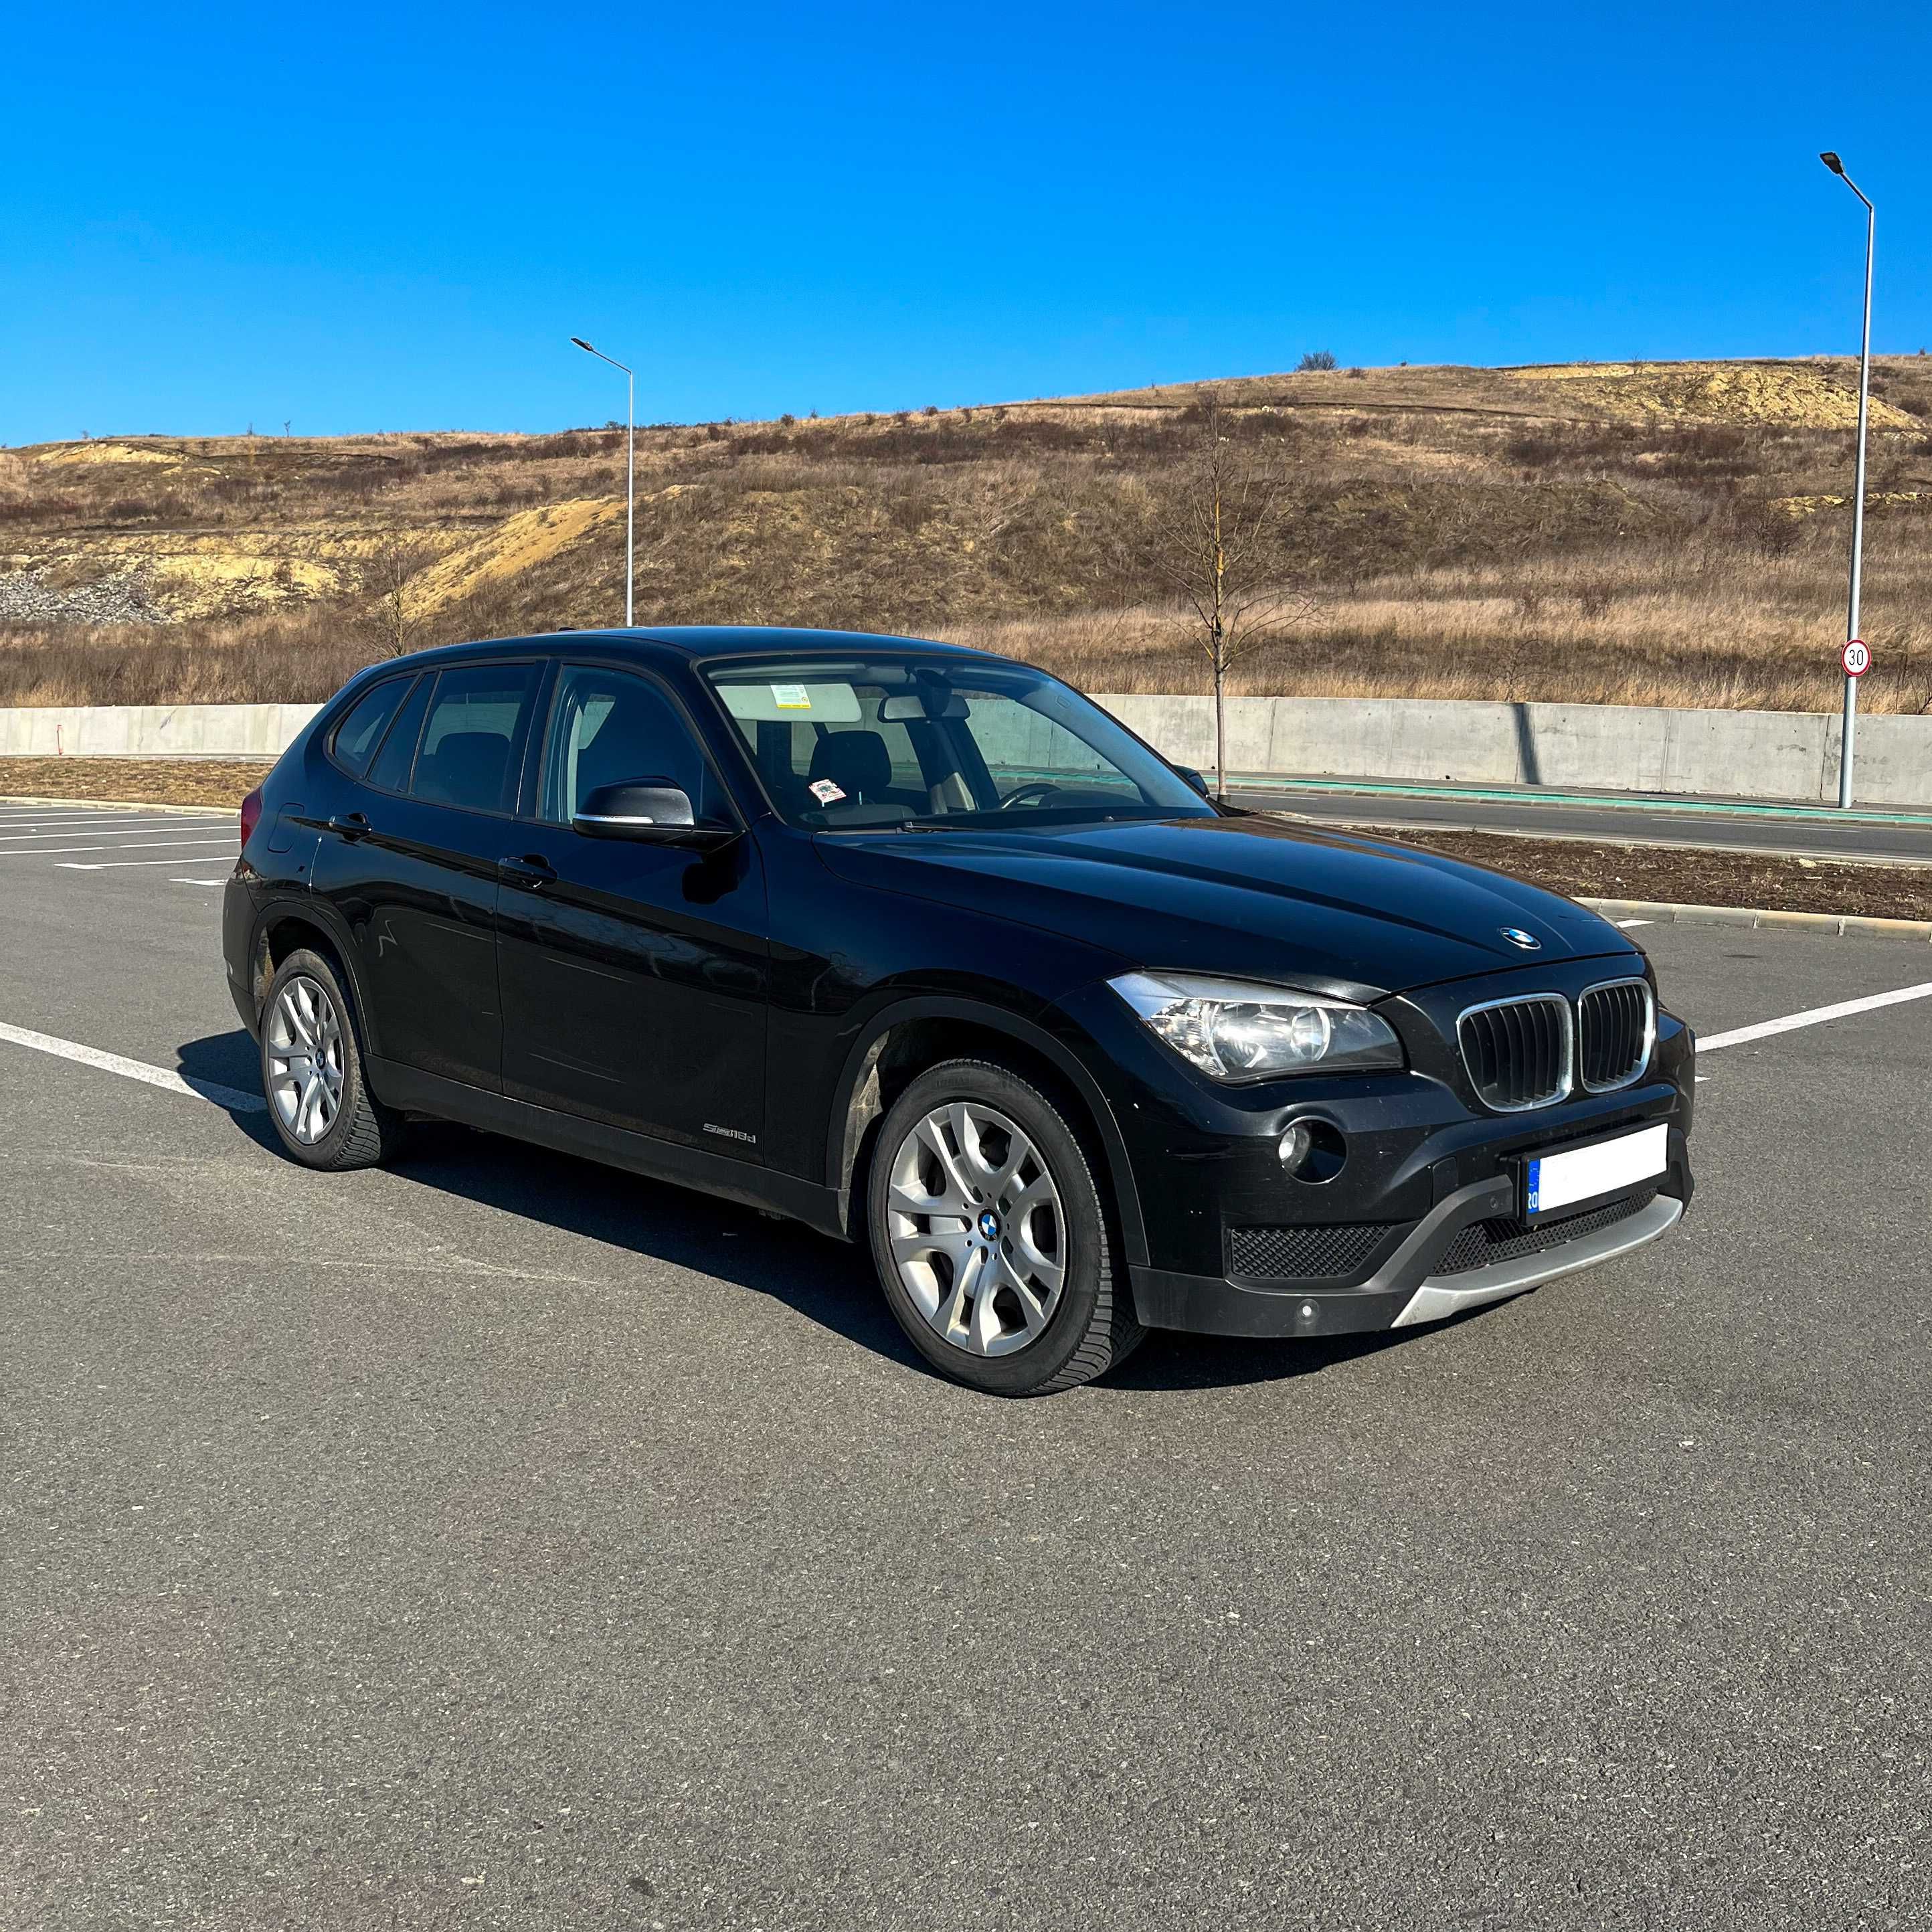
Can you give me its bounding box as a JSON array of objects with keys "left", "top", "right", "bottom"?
[
  {"left": 570, "top": 336, "right": 635, "bottom": 627},
  {"left": 1819, "top": 152, "right": 1874, "bottom": 810}
]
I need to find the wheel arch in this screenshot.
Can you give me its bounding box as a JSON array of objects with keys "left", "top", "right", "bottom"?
[
  {"left": 249, "top": 899, "right": 383, "bottom": 1057},
  {"left": 825, "top": 996, "right": 1148, "bottom": 1267}
]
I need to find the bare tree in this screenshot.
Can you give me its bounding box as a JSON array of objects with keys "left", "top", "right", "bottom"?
[
  {"left": 355, "top": 533, "right": 438, "bottom": 656},
  {"left": 1150, "top": 394, "right": 1312, "bottom": 798}
]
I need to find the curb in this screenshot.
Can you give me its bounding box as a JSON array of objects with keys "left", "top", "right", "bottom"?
[
  {"left": 1580, "top": 897, "right": 1932, "bottom": 943},
  {"left": 0, "top": 794, "right": 236, "bottom": 817}
]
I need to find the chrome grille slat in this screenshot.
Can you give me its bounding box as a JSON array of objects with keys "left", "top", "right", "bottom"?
[
  {"left": 1458, "top": 992, "right": 1573, "bottom": 1112},
  {"left": 1579, "top": 977, "right": 1654, "bottom": 1092}
]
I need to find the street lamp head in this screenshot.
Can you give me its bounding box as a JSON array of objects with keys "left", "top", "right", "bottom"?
[
  {"left": 1820, "top": 151, "right": 1844, "bottom": 176},
  {"left": 569, "top": 336, "right": 596, "bottom": 353}
]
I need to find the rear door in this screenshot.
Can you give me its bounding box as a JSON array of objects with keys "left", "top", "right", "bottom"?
[
  {"left": 311, "top": 659, "right": 543, "bottom": 1091},
  {"left": 496, "top": 660, "right": 769, "bottom": 1156}
]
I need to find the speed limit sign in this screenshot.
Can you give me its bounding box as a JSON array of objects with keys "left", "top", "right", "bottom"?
[{"left": 1842, "top": 638, "right": 1871, "bottom": 678}]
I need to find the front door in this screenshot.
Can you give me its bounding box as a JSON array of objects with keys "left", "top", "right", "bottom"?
[
  {"left": 311, "top": 659, "right": 543, "bottom": 1091},
  {"left": 496, "top": 662, "right": 769, "bottom": 1157}
]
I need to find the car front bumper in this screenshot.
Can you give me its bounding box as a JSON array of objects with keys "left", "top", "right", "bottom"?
[
  {"left": 1126, "top": 1138, "right": 1690, "bottom": 1338},
  {"left": 1049, "top": 958, "right": 1696, "bottom": 1340}
]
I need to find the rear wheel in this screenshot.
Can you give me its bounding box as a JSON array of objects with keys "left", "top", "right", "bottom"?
[
  {"left": 866, "top": 1059, "right": 1144, "bottom": 1395},
  {"left": 260, "top": 947, "right": 403, "bottom": 1170}
]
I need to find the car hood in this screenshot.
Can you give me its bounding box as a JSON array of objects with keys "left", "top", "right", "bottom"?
[{"left": 814, "top": 812, "right": 1634, "bottom": 1000}]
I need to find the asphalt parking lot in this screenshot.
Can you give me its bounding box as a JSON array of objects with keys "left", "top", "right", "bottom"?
[{"left": 3, "top": 804, "right": 1928, "bottom": 1931}]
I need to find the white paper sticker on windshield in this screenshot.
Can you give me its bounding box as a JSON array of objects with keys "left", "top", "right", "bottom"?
[
  {"left": 809, "top": 779, "right": 847, "bottom": 804},
  {"left": 772, "top": 683, "right": 812, "bottom": 709}
]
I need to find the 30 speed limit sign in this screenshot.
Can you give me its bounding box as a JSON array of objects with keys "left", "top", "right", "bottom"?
[{"left": 1842, "top": 638, "right": 1871, "bottom": 678}]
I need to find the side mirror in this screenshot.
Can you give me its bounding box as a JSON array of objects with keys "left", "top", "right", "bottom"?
[
  {"left": 573, "top": 780, "right": 735, "bottom": 848},
  {"left": 1176, "top": 766, "right": 1211, "bottom": 797}
]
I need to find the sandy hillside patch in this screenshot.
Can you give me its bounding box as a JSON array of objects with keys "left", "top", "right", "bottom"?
[
  {"left": 141, "top": 543, "right": 343, "bottom": 616},
  {"left": 1779, "top": 491, "right": 1931, "bottom": 518},
  {"left": 404, "top": 497, "right": 623, "bottom": 615},
  {"left": 1509, "top": 361, "right": 1916, "bottom": 430},
  {"left": 34, "top": 440, "right": 185, "bottom": 471}
]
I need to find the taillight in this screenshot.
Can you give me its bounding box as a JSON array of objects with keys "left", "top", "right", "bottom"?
[{"left": 240, "top": 786, "right": 264, "bottom": 847}]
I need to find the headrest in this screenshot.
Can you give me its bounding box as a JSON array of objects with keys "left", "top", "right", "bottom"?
[
  {"left": 807, "top": 730, "right": 892, "bottom": 802},
  {"left": 418, "top": 729, "right": 508, "bottom": 807}
]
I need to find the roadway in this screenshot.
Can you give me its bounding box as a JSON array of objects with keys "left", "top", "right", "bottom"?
[
  {"left": 1226, "top": 778, "right": 1932, "bottom": 867},
  {"left": 2, "top": 801, "right": 1927, "bottom": 1929}
]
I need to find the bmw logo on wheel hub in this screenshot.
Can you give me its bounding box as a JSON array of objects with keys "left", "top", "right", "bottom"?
[{"left": 977, "top": 1209, "right": 1001, "bottom": 1241}]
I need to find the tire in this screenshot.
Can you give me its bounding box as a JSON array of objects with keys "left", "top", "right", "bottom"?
[
  {"left": 258, "top": 946, "right": 404, "bottom": 1170},
  {"left": 866, "top": 1058, "right": 1145, "bottom": 1396}
]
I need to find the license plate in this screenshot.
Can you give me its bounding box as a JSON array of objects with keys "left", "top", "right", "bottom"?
[{"left": 1524, "top": 1124, "right": 1668, "bottom": 1221}]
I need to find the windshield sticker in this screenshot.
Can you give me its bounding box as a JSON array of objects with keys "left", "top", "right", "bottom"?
[
  {"left": 772, "top": 683, "right": 812, "bottom": 709},
  {"left": 808, "top": 779, "right": 847, "bottom": 804}
]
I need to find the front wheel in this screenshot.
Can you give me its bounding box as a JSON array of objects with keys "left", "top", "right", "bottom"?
[
  {"left": 259, "top": 947, "right": 404, "bottom": 1170},
  {"left": 866, "top": 1059, "right": 1144, "bottom": 1395}
]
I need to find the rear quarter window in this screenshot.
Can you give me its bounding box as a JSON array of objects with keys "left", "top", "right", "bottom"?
[{"left": 329, "top": 676, "right": 414, "bottom": 776}]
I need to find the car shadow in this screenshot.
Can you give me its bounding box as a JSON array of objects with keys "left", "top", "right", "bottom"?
[
  {"left": 1108, "top": 1323, "right": 1418, "bottom": 1392},
  {"left": 400, "top": 1124, "right": 932, "bottom": 1369},
  {"left": 177, "top": 1028, "right": 281, "bottom": 1151},
  {"left": 177, "top": 1026, "right": 1447, "bottom": 1393}
]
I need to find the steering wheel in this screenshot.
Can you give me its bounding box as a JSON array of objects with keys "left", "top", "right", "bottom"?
[{"left": 998, "top": 781, "right": 1063, "bottom": 810}]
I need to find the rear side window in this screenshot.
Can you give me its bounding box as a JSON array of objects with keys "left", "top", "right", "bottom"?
[
  {"left": 330, "top": 676, "right": 412, "bottom": 776},
  {"left": 366, "top": 676, "right": 433, "bottom": 794},
  {"left": 410, "top": 663, "right": 543, "bottom": 814}
]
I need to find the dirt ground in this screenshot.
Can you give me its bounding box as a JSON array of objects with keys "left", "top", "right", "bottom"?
[
  {"left": 0, "top": 757, "right": 268, "bottom": 808},
  {"left": 1380, "top": 826, "right": 1932, "bottom": 922},
  {"left": 2, "top": 759, "right": 1929, "bottom": 921}
]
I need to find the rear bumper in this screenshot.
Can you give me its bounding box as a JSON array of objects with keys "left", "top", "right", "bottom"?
[{"left": 1128, "top": 1145, "right": 1691, "bottom": 1338}]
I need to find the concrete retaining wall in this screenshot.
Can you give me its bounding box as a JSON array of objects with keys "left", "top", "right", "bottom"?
[
  {"left": 1, "top": 693, "right": 1927, "bottom": 808},
  {"left": 0, "top": 702, "right": 323, "bottom": 759},
  {"left": 1094, "top": 694, "right": 1932, "bottom": 809}
]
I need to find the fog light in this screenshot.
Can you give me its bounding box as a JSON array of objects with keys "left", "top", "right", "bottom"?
[{"left": 1278, "top": 1118, "right": 1348, "bottom": 1183}]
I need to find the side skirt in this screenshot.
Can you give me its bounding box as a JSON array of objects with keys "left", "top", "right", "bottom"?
[{"left": 367, "top": 1057, "right": 850, "bottom": 1241}]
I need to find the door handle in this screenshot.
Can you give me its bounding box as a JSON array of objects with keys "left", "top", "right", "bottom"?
[
  {"left": 326, "top": 812, "right": 369, "bottom": 841},
  {"left": 499, "top": 854, "right": 557, "bottom": 887}
]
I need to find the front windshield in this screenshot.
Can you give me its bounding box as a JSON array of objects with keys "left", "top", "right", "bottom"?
[{"left": 701, "top": 654, "right": 1215, "bottom": 831}]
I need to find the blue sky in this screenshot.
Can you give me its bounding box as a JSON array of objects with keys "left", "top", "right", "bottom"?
[{"left": 3, "top": 1, "right": 1927, "bottom": 443}]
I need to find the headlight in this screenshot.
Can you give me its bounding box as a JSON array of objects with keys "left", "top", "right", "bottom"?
[{"left": 1109, "top": 972, "right": 1403, "bottom": 1081}]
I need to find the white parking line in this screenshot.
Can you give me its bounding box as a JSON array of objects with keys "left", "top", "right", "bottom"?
[
  {"left": 0, "top": 830, "right": 228, "bottom": 847},
  {"left": 4, "top": 838, "right": 236, "bottom": 859},
  {"left": 172, "top": 878, "right": 231, "bottom": 887},
  {"left": 0, "top": 819, "right": 224, "bottom": 838},
  {"left": 1700, "top": 980, "right": 1932, "bottom": 1053},
  {"left": 1615, "top": 918, "right": 1654, "bottom": 929},
  {"left": 58, "top": 854, "right": 237, "bottom": 870},
  {"left": 0, "top": 1020, "right": 266, "bottom": 1113}
]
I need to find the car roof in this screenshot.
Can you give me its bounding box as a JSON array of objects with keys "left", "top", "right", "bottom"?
[{"left": 376, "top": 625, "right": 997, "bottom": 673}]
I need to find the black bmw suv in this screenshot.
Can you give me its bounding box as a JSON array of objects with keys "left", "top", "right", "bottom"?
[{"left": 224, "top": 627, "right": 1694, "bottom": 1395}]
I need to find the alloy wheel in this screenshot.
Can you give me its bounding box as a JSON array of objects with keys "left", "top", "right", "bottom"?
[
  {"left": 884, "top": 1101, "right": 1067, "bottom": 1356},
  {"left": 266, "top": 974, "right": 345, "bottom": 1146}
]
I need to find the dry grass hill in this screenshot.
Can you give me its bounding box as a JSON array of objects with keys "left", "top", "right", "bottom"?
[{"left": 4, "top": 356, "right": 1931, "bottom": 713}]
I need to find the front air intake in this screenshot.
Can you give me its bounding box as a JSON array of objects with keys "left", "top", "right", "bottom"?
[
  {"left": 1578, "top": 978, "right": 1654, "bottom": 1092},
  {"left": 1458, "top": 994, "right": 1573, "bottom": 1112}
]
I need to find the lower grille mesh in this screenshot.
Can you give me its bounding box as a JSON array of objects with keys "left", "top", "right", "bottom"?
[
  {"left": 1431, "top": 1189, "right": 1658, "bottom": 1277},
  {"left": 1227, "top": 1221, "right": 1397, "bottom": 1282}
]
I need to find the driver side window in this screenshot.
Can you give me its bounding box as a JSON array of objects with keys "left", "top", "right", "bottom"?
[{"left": 537, "top": 665, "right": 723, "bottom": 826}]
